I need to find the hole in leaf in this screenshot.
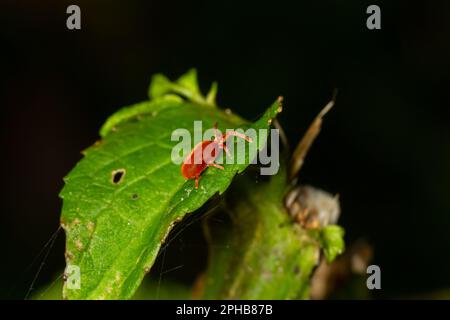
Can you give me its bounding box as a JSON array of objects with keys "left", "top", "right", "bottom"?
[
  {"left": 111, "top": 169, "right": 126, "bottom": 184},
  {"left": 294, "top": 266, "right": 300, "bottom": 274},
  {"left": 131, "top": 193, "right": 139, "bottom": 200}
]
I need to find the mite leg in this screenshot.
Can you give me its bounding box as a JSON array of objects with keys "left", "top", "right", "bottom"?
[
  {"left": 224, "top": 131, "right": 253, "bottom": 142},
  {"left": 195, "top": 176, "right": 199, "bottom": 189},
  {"left": 208, "top": 163, "right": 224, "bottom": 170}
]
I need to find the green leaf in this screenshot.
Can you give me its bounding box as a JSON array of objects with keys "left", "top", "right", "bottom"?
[
  {"left": 200, "top": 170, "right": 321, "bottom": 299},
  {"left": 33, "top": 274, "right": 191, "bottom": 300},
  {"left": 319, "top": 225, "right": 345, "bottom": 263},
  {"left": 206, "top": 81, "right": 218, "bottom": 106},
  {"left": 60, "top": 70, "right": 282, "bottom": 299},
  {"left": 176, "top": 68, "right": 201, "bottom": 96},
  {"left": 148, "top": 68, "right": 212, "bottom": 106},
  {"left": 99, "top": 95, "right": 183, "bottom": 138}
]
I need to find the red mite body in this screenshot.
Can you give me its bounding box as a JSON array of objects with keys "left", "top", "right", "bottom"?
[{"left": 181, "top": 124, "right": 252, "bottom": 189}]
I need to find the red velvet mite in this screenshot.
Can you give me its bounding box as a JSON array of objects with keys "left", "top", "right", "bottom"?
[{"left": 181, "top": 123, "right": 252, "bottom": 189}]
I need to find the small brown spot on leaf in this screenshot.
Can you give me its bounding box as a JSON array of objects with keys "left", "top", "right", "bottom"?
[
  {"left": 132, "top": 193, "right": 139, "bottom": 200},
  {"left": 87, "top": 221, "right": 95, "bottom": 233},
  {"left": 94, "top": 140, "right": 102, "bottom": 147},
  {"left": 115, "top": 272, "right": 122, "bottom": 283},
  {"left": 75, "top": 240, "right": 83, "bottom": 251},
  {"left": 111, "top": 169, "right": 126, "bottom": 184},
  {"left": 65, "top": 251, "right": 74, "bottom": 261},
  {"left": 277, "top": 96, "right": 284, "bottom": 113}
]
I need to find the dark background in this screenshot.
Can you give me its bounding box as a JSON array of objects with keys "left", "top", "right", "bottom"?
[{"left": 1, "top": 0, "right": 449, "bottom": 299}]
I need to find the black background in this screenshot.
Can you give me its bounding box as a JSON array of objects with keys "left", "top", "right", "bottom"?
[{"left": 1, "top": 0, "right": 449, "bottom": 299}]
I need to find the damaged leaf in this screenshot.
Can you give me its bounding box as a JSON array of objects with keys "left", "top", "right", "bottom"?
[{"left": 60, "top": 69, "right": 282, "bottom": 299}]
